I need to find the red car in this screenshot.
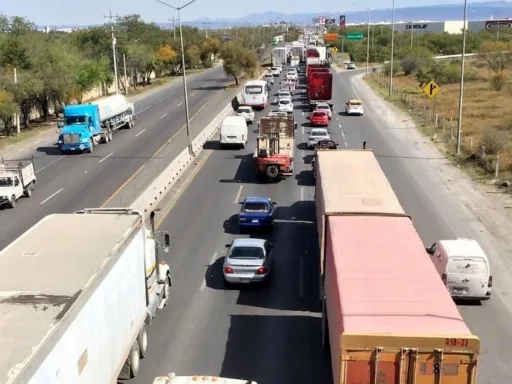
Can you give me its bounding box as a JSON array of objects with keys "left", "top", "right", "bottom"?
[{"left": 310, "top": 110, "right": 329, "bottom": 127}]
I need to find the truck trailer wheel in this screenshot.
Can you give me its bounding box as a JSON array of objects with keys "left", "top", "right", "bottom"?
[
  {"left": 137, "top": 324, "right": 149, "bottom": 358},
  {"left": 24, "top": 185, "right": 33, "bottom": 197},
  {"left": 120, "top": 341, "right": 141, "bottom": 379},
  {"left": 89, "top": 139, "right": 94, "bottom": 153},
  {"left": 265, "top": 165, "right": 279, "bottom": 179},
  {"left": 9, "top": 195, "right": 15, "bottom": 208}
]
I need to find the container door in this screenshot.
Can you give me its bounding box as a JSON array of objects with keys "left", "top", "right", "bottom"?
[{"left": 412, "top": 348, "right": 477, "bottom": 384}]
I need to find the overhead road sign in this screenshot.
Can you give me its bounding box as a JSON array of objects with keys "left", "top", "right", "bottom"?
[
  {"left": 423, "top": 80, "right": 441, "bottom": 98},
  {"left": 346, "top": 32, "right": 363, "bottom": 41}
]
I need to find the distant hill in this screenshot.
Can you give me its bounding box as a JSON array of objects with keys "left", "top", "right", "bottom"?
[{"left": 41, "top": 1, "right": 512, "bottom": 31}]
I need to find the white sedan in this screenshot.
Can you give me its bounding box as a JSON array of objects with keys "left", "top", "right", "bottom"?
[
  {"left": 278, "top": 99, "right": 293, "bottom": 113},
  {"left": 307, "top": 128, "right": 330, "bottom": 148},
  {"left": 314, "top": 102, "right": 332, "bottom": 119},
  {"left": 277, "top": 91, "right": 292, "bottom": 103},
  {"left": 236, "top": 105, "right": 255, "bottom": 124},
  {"left": 285, "top": 71, "right": 298, "bottom": 81}
]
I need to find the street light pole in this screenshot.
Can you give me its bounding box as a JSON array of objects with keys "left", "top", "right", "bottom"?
[
  {"left": 456, "top": 0, "right": 469, "bottom": 155},
  {"left": 366, "top": 8, "right": 371, "bottom": 75},
  {"left": 157, "top": 0, "right": 197, "bottom": 156},
  {"left": 389, "top": 0, "right": 396, "bottom": 96}
]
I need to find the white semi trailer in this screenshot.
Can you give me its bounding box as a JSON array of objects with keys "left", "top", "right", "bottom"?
[{"left": 0, "top": 208, "right": 171, "bottom": 383}]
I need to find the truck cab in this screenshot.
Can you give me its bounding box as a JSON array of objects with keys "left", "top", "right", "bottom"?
[
  {"left": 58, "top": 104, "right": 101, "bottom": 153},
  {"left": 0, "top": 160, "right": 36, "bottom": 208}
]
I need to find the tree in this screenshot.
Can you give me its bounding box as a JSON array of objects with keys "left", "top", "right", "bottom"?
[
  {"left": 398, "top": 46, "right": 434, "bottom": 76},
  {"left": 220, "top": 42, "right": 257, "bottom": 85},
  {"left": 0, "top": 90, "right": 18, "bottom": 136},
  {"left": 72, "top": 57, "right": 110, "bottom": 103},
  {"left": 185, "top": 45, "right": 200, "bottom": 69},
  {"left": 155, "top": 44, "right": 178, "bottom": 74},
  {"left": 479, "top": 41, "right": 512, "bottom": 74}
]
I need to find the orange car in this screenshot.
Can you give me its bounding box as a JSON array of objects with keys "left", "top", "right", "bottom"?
[{"left": 310, "top": 110, "right": 329, "bottom": 127}]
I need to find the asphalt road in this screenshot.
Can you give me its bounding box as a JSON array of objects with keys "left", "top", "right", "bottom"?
[
  {"left": 0, "top": 65, "right": 243, "bottom": 249},
  {"left": 128, "top": 65, "right": 512, "bottom": 383},
  {"left": 131, "top": 66, "right": 333, "bottom": 383}
]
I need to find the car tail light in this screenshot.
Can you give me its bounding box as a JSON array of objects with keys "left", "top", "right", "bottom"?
[
  {"left": 242, "top": 134, "right": 245, "bottom": 141},
  {"left": 256, "top": 267, "right": 267, "bottom": 274},
  {"left": 488, "top": 275, "right": 493, "bottom": 288},
  {"left": 441, "top": 273, "right": 447, "bottom": 285},
  {"left": 224, "top": 266, "right": 233, "bottom": 274}
]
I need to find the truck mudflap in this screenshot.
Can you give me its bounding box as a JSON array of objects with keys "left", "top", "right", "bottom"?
[{"left": 339, "top": 334, "right": 479, "bottom": 384}]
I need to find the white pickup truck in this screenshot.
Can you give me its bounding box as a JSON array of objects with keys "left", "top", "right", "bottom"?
[{"left": 0, "top": 159, "right": 36, "bottom": 208}]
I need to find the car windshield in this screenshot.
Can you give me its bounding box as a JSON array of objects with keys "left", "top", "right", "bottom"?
[
  {"left": 65, "top": 115, "right": 87, "bottom": 125},
  {"left": 237, "top": 108, "right": 250, "bottom": 113},
  {"left": 0, "top": 177, "right": 13, "bottom": 187},
  {"left": 230, "top": 246, "right": 265, "bottom": 259},
  {"left": 244, "top": 85, "right": 262, "bottom": 94},
  {"left": 280, "top": 100, "right": 290, "bottom": 105},
  {"left": 349, "top": 101, "right": 362, "bottom": 106},
  {"left": 279, "top": 93, "right": 290, "bottom": 97},
  {"left": 243, "top": 202, "right": 269, "bottom": 212},
  {"left": 311, "top": 130, "right": 327, "bottom": 136},
  {"left": 317, "top": 105, "right": 329, "bottom": 110}
]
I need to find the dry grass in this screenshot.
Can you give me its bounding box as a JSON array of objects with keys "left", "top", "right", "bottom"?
[{"left": 367, "top": 60, "right": 512, "bottom": 180}]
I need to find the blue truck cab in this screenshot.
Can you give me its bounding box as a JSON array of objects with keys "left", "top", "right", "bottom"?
[
  {"left": 238, "top": 196, "right": 276, "bottom": 232},
  {"left": 58, "top": 104, "right": 101, "bottom": 154}
]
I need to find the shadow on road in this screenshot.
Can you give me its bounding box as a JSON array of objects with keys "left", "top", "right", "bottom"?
[{"left": 36, "top": 146, "right": 62, "bottom": 156}]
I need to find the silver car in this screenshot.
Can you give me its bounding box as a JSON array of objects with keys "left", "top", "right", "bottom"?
[{"left": 223, "top": 238, "right": 274, "bottom": 284}]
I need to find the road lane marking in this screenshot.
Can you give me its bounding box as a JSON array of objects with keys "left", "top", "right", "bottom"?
[
  {"left": 338, "top": 123, "right": 342, "bottom": 129},
  {"left": 234, "top": 185, "right": 244, "bottom": 204},
  {"left": 40, "top": 188, "right": 63, "bottom": 204},
  {"left": 136, "top": 106, "right": 151, "bottom": 116},
  {"left": 135, "top": 129, "right": 146, "bottom": 137},
  {"left": 160, "top": 113, "right": 167, "bottom": 119},
  {"left": 98, "top": 152, "right": 113, "bottom": 163},
  {"left": 298, "top": 258, "right": 305, "bottom": 298},
  {"left": 190, "top": 92, "right": 195, "bottom": 97},
  {"left": 341, "top": 131, "right": 348, "bottom": 147},
  {"left": 177, "top": 102, "right": 183, "bottom": 106},
  {"left": 301, "top": 125, "right": 304, "bottom": 135},
  {"left": 35, "top": 156, "right": 65, "bottom": 174},
  {"left": 201, "top": 252, "right": 219, "bottom": 291},
  {"left": 300, "top": 186, "right": 304, "bottom": 201}
]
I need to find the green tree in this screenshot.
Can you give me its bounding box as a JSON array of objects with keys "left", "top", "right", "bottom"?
[
  {"left": 0, "top": 90, "right": 18, "bottom": 136},
  {"left": 220, "top": 42, "right": 257, "bottom": 85}
]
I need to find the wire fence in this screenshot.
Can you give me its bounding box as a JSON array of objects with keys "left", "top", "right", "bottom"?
[{"left": 369, "top": 71, "right": 506, "bottom": 182}]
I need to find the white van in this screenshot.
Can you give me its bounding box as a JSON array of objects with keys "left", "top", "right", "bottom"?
[
  {"left": 426, "top": 238, "right": 492, "bottom": 302},
  {"left": 219, "top": 116, "right": 248, "bottom": 149}
]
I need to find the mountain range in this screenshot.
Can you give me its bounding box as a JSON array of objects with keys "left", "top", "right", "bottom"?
[{"left": 41, "top": 1, "right": 512, "bottom": 31}]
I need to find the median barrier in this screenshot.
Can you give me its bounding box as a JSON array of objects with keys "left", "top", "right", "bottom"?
[{"left": 131, "top": 71, "right": 266, "bottom": 217}]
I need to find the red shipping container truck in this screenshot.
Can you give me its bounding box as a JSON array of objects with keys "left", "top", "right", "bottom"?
[{"left": 315, "top": 149, "right": 480, "bottom": 384}]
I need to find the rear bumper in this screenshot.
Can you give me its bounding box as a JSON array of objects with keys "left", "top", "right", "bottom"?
[{"left": 224, "top": 272, "right": 269, "bottom": 283}]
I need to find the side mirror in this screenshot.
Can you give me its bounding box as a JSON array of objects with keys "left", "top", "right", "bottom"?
[
  {"left": 164, "top": 233, "right": 170, "bottom": 247},
  {"left": 425, "top": 247, "right": 433, "bottom": 254},
  {"left": 272, "top": 201, "right": 277, "bottom": 205},
  {"left": 225, "top": 243, "right": 231, "bottom": 248}
]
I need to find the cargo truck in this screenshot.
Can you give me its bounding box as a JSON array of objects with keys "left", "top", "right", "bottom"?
[
  {"left": 315, "top": 150, "right": 480, "bottom": 384},
  {"left": 272, "top": 47, "right": 287, "bottom": 67},
  {"left": 0, "top": 208, "right": 172, "bottom": 384},
  {"left": 0, "top": 159, "right": 36, "bottom": 208},
  {"left": 305, "top": 47, "right": 320, "bottom": 65},
  {"left": 57, "top": 94, "right": 135, "bottom": 154},
  {"left": 153, "top": 373, "right": 257, "bottom": 384},
  {"left": 254, "top": 115, "right": 296, "bottom": 180},
  {"left": 308, "top": 72, "right": 332, "bottom": 111}
]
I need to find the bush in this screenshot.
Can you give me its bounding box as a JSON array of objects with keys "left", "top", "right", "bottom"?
[
  {"left": 383, "top": 61, "right": 400, "bottom": 76},
  {"left": 480, "top": 126, "right": 509, "bottom": 154},
  {"left": 490, "top": 72, "right": 506, "bottom": 91}
]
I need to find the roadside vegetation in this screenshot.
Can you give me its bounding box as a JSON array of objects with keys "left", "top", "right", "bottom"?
[
  {"left": 337, "top": 25, "right": 512, "bottom": 182},
  {"left": 0, "top": 14, "right": 270, "bottom": 145}
]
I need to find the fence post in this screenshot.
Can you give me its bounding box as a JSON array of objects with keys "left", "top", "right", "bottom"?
[
  {"left": 435, "top": 114, "right": 438, "bottom": 127},
  {"left": 495, "top": 155, "right": 500, "bottom": 179},
  {"left": 442, "top": 119, "right": 446, "bottom": 134},
  {"left": 469, "top": 137, "right": 473, "bottom": 151},
  {"left": 423, "top": 105, "right": 427, "bottom": 119},
  {"left": 450, "top": 123, "right": 455, "bottom": 140}
]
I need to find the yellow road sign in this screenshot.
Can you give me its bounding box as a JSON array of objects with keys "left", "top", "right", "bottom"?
[{"left": 423, "top": 80, "right": 440, "bottom": 98}]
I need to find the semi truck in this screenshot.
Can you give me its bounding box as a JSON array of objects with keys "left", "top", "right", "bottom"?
[
  {"left": 0, "top": 208, "right": 171, "bottom": 384},
  {"left": 254, "top": 115, "right": 296, "bottom": 180},
  {"left": 315, "top": 149, "right": 480, "bottom": 384},
  {"left": 308, "top": 71, "right": 333, "bottom": 111},
  {"left": 272, "top": 47, "right": 287, "bottom": 67},
  {"left": 57, "top": 94, "right": 135, "bottom": 154},
  {"left": 153, "top": 373, "right": 257, "bottom": 384},
  {"left": 0, "top": 159, "right": 36, "bottom": 208},
  {"left": 305, "top": 47, "right": 320, "bottom": 65}
]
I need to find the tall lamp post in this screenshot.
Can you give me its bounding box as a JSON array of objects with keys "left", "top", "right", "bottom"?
[
  {"left": 156, "top": 0, "right": 197, "bottom": 156},
  {"left": 389, "top": 0, "right": 396, "bottom": 96},
  {"left": 352, "top": 4, "right": 372, "bottom": 76},
  {"left": 456, "top": 0, "right": 469, "bottom": 155}
]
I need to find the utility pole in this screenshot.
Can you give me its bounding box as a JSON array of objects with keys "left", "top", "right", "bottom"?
[
  {"left": 104, "top": 11, "right": 120, "bottom": 94},
  {"left": 169, "top": 17, "right": 178, "bottom": 39},
  {"left": 203, "top": 21, "right": 211, "bottom": 38},
  {"left": 13, "top": 68, "right": 20, "bottom": 134},
  {"left": 410, "top": 17, "right": 414, "bottom": 48}
]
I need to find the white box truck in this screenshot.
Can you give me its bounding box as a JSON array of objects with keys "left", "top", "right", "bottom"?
[
  {"left": 0, "top": 208, "right": 172, "bottom": 384},
  {"left": 0, "top": 159, "right": 36, "bottom": 208}
]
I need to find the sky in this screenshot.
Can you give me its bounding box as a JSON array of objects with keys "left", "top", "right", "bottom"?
[{"left": 0, "top": 0, "right": 503, "bottom": 25}]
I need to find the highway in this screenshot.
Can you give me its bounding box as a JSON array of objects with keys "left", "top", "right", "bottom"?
[
  {"left": 0, "top": 65, "right": 243, "bottom": 249},
  {"left": 129, "top": 65, "right": 512, "bottom": 383}
]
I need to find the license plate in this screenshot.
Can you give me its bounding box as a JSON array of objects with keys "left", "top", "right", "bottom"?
[
  {"left": 239, "top": 278, "right": 251, "bottom": 283},
  {"left": 69, "top": 147, "right": 76, "bottom": 150},
  {"left": 252, "top": 219, "right": 259, "bottom": 223}
]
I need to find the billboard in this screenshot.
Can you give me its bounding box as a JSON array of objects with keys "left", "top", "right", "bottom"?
[
  {"left": 405, "top": 23, "right": 428, "bottom": 29},
  {"left": 325, "top": 17, "right": 336, "bottom": 25},
  {"left": 339, "top": 15, "right": 346, "bottom": 30},
  {"left": 319, "top": 16, "right": 325, "bottom": 24},
  {"left": 324, "top": 33, "right": 338, "bottom": 42},
  {"left": 485, "top": 19, "right": 512, "bottom": 29}
]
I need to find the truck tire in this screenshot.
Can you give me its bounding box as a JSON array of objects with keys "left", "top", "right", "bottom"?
[
  {"left": 265, "top": 165, "right": 279, "bottom": 179},
  {"left": 9, "top": 195, "right": 15, "bottom": 208},
  {"left": 137, "top": 324, "right": 149, "bottom": 358},
  {"left": 89, "top": 139, "right": 94, "bottom": 153},
  {"left": 108, "top": 128, "right": 113, "bottom": 141},
  {"left": 24, "top": 185, "right": 32, "bottom": 197},
  {"left": 120, "top": 341, "right": 141, "bottom": 379}
]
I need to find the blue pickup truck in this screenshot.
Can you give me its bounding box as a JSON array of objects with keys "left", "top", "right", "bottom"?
[
  {"left": 57, "top": 94, "right": 135, "bottom": 154},
  {"left": 238, "top": 196, "right": 276, "bottom": 232}
]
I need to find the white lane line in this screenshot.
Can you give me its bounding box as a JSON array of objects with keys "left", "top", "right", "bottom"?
[
  {"left": 135, "top": 128, "right": 146, "bottom": 137},
  {"left": 136, "top": 106, "right": 151, "bottom": 116},
  {"left": 177, "top": 102, "right": 183, "bottom": 107},
  {"left": 298, "top": 258, "right": 305, "bottom": 298},
  {"left": 98, "top": 152, "right": 113, "bottom": 163},
  {"left": 190, "top": 92, "right": 195, "bottom": 96},
  {"left": 300, "top": 186, "right": 305, "bottom": 201},
  {"left": 201, "top": 252, "right": 219, "bottom": 291},
  {"left": 40, "top": 188, "right": 63, "bottom": 205},
  {"left": 338, "top": 123, "right": 342, "bottom": 129},
  {"left": 160, "top": 113, "right": 167, "bottom": 119},
  {"left": 301, "top": 125, "right": 304, "bottom": 135},
  {"left": 341, "top": 131, "right": 348, "bottom": 147},
  {"left": 35, "top": 156, "right": 64, "bottom": 174},
  {"left": 234, "top": 185, "right": 244, "bottom": 204}
]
